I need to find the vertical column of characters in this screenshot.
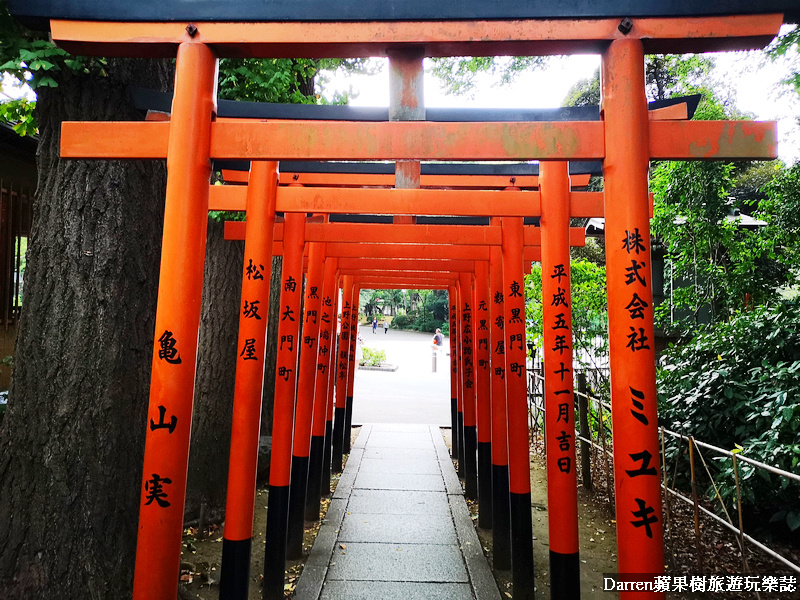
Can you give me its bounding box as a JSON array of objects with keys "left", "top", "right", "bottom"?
[
  {"left": 540, "top": 161, "right": 580, "bottom": 598},
  {"left": 602, "top": 38, "right": 665, "bottom": 596},
  {"left": 132, "top": 42, "right": 218, "bottom": 600},
  {"left": 460, "top": 272, "right": 478, "bottom": 500},
  {"left": 287, "top": 238, "right": 326, "bottom": 559},
  {"left": 474, "top": 260, "right": 493, "bottom": 529},
  {"left": 262, "top": 212, "right": 306, "bottom": 600},
  {"left": 307, "top": 257, "right": 339, "bottom": 520},
  {"left": 344, "top": 286, "right": 360, "bottom": 452},
  {"left": 448, "top": 286, "right": 460, "bottom": 460},
  {"left": 502, "top": 215, "right": 535, "bottom": 599},
  {"left": 219, "top": 161, "right": 279, "bottom": 600},
  {"left": 322, "top": 273, "right": 342, "bottom": 489},
  {"left": 332, "top": 276, "right": 354, "bottom": 472},
  {"left": 489, "top": 242, "right": 511, "bottom": 569}
]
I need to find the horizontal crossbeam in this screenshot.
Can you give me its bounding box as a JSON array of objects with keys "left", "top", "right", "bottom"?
[
  {"left": 221, "top": 170, "right": 592, "bottom": 189},
  {"left": 60, "top": 119, "right": 777, "bottom": 161},
  {"left": 209, "top": 186, "right": 605, "bottom": 218},
  {"left": 48, "top": 15, "right": 783, "bottom": 58},
  {"left": 225, "top": 221, "right": 585, "bottom": 247}
]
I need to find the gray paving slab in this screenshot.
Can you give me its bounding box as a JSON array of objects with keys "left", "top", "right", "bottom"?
[
  {"left": 296, "top": 423, "right": 500, "bottom": 600},
  {"left": 346, "top": 489, "right": 451, "bottom": 515},
  {"left": 358, "top": 456, "right": 441, "bottom": 475},
  {"left": 326, "top": 542, "right": 469, "bottom": 582},
  {"left": 320, "top": 581, "right": 474, "bottom": 600},
  {"left": 338, "top": 512, "right": 458, "bottom": 544},
  {"left": 365, "top": 430, "right": 434, "bottom": 449},
  {"left": 353, "top": 471, "right": 445, "bottom": 492},
  {"left": 362, "top": 447, "right": 438, "bottom": 460}
]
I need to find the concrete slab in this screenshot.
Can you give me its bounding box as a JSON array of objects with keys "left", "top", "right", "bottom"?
[
  {"left": 346, "top": 489, "right": 451, "bottom": 515},
  {"left": 320, "top": 581, "right": 474, "bottom": 600},
  {"left": 358, "top": 457, "right": 441, "bottom": 475},
  {"left": 361, "top": 447, "right": 438, "bottom": 461},
  {"left": 365, "top": 431, "right": 434, "bottom": 449},
  {"left": 353, "top": 471, "right": 445, "bottom": 492},
  {"left": 325, "top": 542, "right": 469, "bottom": 583},
  {"left": 338, "top": 512, "right": 458, "bottom": 544}
]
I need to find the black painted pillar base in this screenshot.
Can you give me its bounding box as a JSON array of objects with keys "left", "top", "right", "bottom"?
[
  {"left": 263, "top": 484, "right": 290, "bottom": 600},
  {"left": 344, "top": 395, "right": 354, "bottom": 453},
  {"left": 451, "top": 397, "right": 459, "bottom": 458},
  {"left": 464, "top": 425, "right": 478, "bottom": 500},
  {"left": 306, "top": 435, "right": 324, "bottom": 521},
  {"left": 550, "top": 550, "right": 581, "bottom": 600},
  {"left": 457, "top": 412, "right": 465, "bottom": 479},
  {"left": 477, "top": 442, "right": 493, "bottom": 529},
  {"left": 322, "top": 420, "right": 333, "bottom": 495},
  {"left": 287, "top": 455, "right": 310, "bottom": 560},
  {"left": 492, "top": 464, "right": 512, "bottom": 570},
  {"left": 332, "top": 407, "right": 346, "bottom": 473},
  {"left": 510, "top": 491, "right": 535, "bottom": 600},
  {"left": 219, "top": 537, "right": 252, "bottom": 600}
]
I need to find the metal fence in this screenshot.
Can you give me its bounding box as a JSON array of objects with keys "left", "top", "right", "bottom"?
[{"left": 527, "top": 369, "right": 800, "bottom": 576}]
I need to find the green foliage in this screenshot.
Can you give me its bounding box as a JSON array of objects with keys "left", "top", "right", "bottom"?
[
  {"left": 360, "top": 347, "right": 387, "bottom": 367},
  {"left": 0, "top": 97, "right": 35, "bottom": 135},
  {"left": 561, "top": 69, "right": 600, "bottom": 107},
  {"left": 658, "top": 300, "right": 800, "bottom": 528},
  {"left": 525, "top": 259, "right": 608, "bottom": 369},
  {"left": 765, "top": 25, "right": 800, "bottom": 98},
  {"left": 390, "top": 314, "right": 414, "bottom": 329},
  {"left": 428, "top": 56, "right": 547, "bottom": 97}
]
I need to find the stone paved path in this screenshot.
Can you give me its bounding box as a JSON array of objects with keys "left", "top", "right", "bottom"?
[{"left": 295, "top": 423, "right": 501, "bottom": 600}]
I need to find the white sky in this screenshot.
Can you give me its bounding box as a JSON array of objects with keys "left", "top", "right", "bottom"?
[{"left": 323, "top": 38, "right": 800, "bottom": 165}]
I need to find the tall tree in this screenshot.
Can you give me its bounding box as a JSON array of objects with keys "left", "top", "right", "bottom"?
[{"left": 0, "top": 10, "right": 174, "bottom": 598}]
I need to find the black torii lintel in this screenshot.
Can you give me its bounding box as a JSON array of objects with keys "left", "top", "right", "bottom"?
[{"left": 9, "top": 0, "right": 800, "bottom": 29}]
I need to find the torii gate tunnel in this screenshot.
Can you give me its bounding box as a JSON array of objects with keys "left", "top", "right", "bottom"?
[{"left": 10, "top": 0, "right": 794, "bottom": 599}]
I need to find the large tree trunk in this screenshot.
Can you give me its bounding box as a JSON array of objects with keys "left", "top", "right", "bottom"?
[
  {"left": 185, "top": 218, "right": 243, "bottom": 520},
  {"left": 0, "top": 58, "right": 173, "bottom": 598}
]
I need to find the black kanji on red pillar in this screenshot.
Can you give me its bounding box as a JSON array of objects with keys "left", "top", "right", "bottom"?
[
  {"left": 622, "top": 228, "right": 647, "bottom": 255},
  {"left": 150, "top": 405, "right": 177, "bottom": 434},
  {"left": 631, "top": 498, "right": 658, "bottom": 538},
  {"left": 240, "top": 338, "right": 258, "bottom": 360},
  {"left": 158, "top": 330, "right": 182, "bottom": 364},
  {"left": 246, "top": 259, "right": 265, "bottom": 280},
  {"left": 551, "top": 263, "right": 567, "bottom": 282},
  {"left": 626, "top": 450, "right": 658, "bottom": 478},
  {"left": 243, "top": 300, "right": 261, "bottom": 320},
  {"left": 625, "top": 259, "right": 647, "bottom": 286},
  {"left": 144, "top": 474, "right": 172, "bottom": 508}
]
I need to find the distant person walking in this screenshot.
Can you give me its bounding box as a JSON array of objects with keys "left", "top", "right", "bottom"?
[
  {"left": 432, "top": 328, "right": 444, "bottom": 348},
  {"left": 372, "top": 317, "right": 377, "bottom": 334},
  {"left": 384, "top": 321, "right": 389, "bottom": 334}
]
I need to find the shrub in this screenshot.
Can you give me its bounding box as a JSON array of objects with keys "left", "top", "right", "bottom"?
[
  {"left": 658, "top": 300, "right": 800, "bottom": 532},
  {"left": 360, "top": 347, "right": 387, "bottom": 366},
  {"left": 390, "top": 314, "right": 414, "bottom": 329}
]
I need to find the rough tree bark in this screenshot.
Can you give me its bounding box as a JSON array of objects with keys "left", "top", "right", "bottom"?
[
  {"left": 185, "top": 217, "right": 243, "bottom": 520},
  {"left": 0, "top": 58, "right": 173, "bottom": 598}
]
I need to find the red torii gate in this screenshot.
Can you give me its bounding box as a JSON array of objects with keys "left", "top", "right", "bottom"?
[{"left": 9, "top": 2, "right": 788, "bottom": 599}]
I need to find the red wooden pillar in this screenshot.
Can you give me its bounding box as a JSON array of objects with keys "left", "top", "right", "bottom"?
[
  {"left": 263, "top": 212, "right": 306, "bottom": 600},
  {"left": 219, "top": 161, "right": 279, "bottom": 600},
  {"left": 502, "top": 215, "right": 535, "bottom": 599},
  {"left": 332, "top": 276, "right": 354, "bottom": 471},
  {"left": 489, "top": 242, "right": 511, "bottom": 569},
  {"left": 448, "top": 285, "right": 459, "bottom": 460},
  {"left": 322, "top": 273, "right": 342, "bottom": 489},
  {"left": 344, "top": 285, "right": 360, "bottom": 451},
  {"left": 474, "top": 260, "right": 493, "bottom": 529},
  {"left": 287, "top": 237, "right": 325, "bottom": 559},
  {"left": 460, "top": 271, "right": 478, "bottom": 500},
  {"left": 132, "top": 42, "right": 218, "bottom": 600},
  {"left": 454, "top": 282, "right": 465, "bottom": 478},
  {"left": 602, "top": 38, "right": 665, "bottom": 595},
  {"left": 540, "top": 161, "right": 580, "bottom": 598},
  {"left": 307, "top": 257, "right": 339, "bottom": 519}
]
